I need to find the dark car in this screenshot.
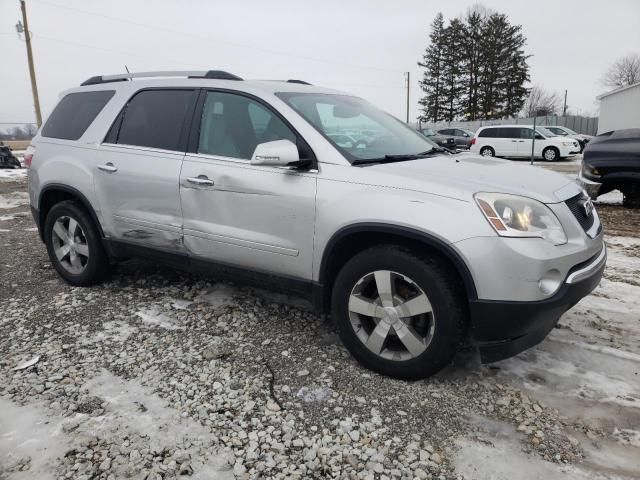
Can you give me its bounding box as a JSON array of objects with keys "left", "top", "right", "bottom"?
[
  {"left": 579, "top": 128, "right": 640, "bottom": 208},
  {"left": 436, "top": 127, "right": 475, "bottom": 149},
  {"left": 418, "top": 128, "right": 456, "bottom": 150},
  {"left": 0, "top": 143, "right": 21, "bottom": 169}
]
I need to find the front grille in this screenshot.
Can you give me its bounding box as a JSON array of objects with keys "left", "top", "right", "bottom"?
[{"left": 565, "top": 193, "right": 596, "bottom": 232}]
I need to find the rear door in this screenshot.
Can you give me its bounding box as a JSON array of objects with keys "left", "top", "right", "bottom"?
[
  {"left": 179, "top": 90, "right": 317, "bottom": 279},
  {"left": 94, "top": 88, "right": 197, "bottom": 250},
  {"left": 495, "top": 127, "right": 519, "bottom": 157}
]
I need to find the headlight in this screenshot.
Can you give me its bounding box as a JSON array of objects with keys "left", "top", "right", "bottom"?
[
  {"left": 474, "top": 193, "right": 567, "bottom": 245},
  {"left": 561, "top": 141, "right": 574, "bottom": 146},
  {"left": 581, "top": 162, "right": 601, "bottom": 179}
]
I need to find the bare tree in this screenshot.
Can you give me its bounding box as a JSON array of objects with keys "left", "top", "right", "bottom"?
[
  {"left": 522, "top": 85, "right": 561, "bottom": 117},
  {"left": 602, "top": 53, "right": 640, "bottom": 89}
]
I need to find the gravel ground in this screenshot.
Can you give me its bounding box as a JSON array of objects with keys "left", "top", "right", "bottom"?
[{"left": 1, "top": 169, "right": 639, "bottom": 480}]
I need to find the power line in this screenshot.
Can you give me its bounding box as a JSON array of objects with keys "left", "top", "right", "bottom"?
[{"left": 31, "top": 0, "right": 403, "bottom": 75}]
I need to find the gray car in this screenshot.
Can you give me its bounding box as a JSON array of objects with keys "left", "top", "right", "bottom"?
[
  {"left": 437, "top": 127, "right": 475, "bottom": 149},
  {"left": 26, "top": 70, "right": 606, "bottom": 379}
]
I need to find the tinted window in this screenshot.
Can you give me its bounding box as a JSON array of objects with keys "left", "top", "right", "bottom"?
[
  {"left": 42, "top": 91, "right": 114, "bottom": 140},
  {"left": 116, "top": 90, "right": 193, "bottom": 151},
  {"left": 198, "top": 92, "right": 296, "bottom": 159},
  {"left": 518, "top": 128, "right": 534, "bottom": 139},
  {"left": 439, "top": 129, "right": 452, "bottom": 135},
  {"left": 478, "top": 128, "right": 497, "bottom": 138},
  {"left": 497, "top": 128, "right": 519, "bottom": 139}
]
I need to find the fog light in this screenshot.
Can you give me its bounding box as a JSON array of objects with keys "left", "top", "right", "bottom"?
[{"left": 538, "top": 269, "right": 562, "bottom": 295}]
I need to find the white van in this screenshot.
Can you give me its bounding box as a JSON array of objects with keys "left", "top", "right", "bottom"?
[{"left": 470, "top": 125, "right": 580, "bottom": 161}]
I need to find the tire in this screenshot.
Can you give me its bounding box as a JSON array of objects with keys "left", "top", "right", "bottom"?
[
  {"left": 542, "top": 147, "right": 559, "bottom": 161},
  {"left": 331, "top": 245, "right": 467, "bottom": 380},
  {"left": 44, "top": 200, "right": 110, "bottom": 286},
  {"left": 480, "top": 146, "right": 495, "bottom": 157},
  {"left": 622, "top": 189, "right": 640, "bottom": 209}
]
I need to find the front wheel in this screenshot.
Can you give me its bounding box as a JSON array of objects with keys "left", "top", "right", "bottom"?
[
  {"left": 331, "top": 245, "right": 467, "bottom": 380},
  {"left": 44, "top": 201, "right": 110, "bottom": 286},
  {"left": 542, "top": 147, "right": 559, "bottom": 161}
]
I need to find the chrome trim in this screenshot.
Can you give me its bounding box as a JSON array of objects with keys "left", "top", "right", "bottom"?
[{"left": 566, "top": 244, "right": 607, "bottom": 284}]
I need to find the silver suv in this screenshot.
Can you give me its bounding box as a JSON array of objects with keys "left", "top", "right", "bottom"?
[{"left": 27, "top": 71, "right": 606, "bottom": 379}]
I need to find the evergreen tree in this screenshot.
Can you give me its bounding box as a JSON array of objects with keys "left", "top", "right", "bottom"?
[
  {"left": 440, "top": 19, "right": 464, "bottom": 121},
  {"left": 418, "top": 5, "right": 530, "bottom": 121},
  {"left": 417, "top": 13, "right": 446, "bottom": 122}
]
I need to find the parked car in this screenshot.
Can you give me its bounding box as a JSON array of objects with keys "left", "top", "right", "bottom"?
[
  {"left": 27, "top": 70, "right": 605, "bottom": 379},
  {"left": 545, "top": 126, "right": 593, "bottom": 152},
  {"left": 417, "top": 128, "right": 456, "bottom": 150},
  {"left": 470, "top": 125, "right": 581, "bottom": 161},
  {"left": 436, "top": 127, "right": 475, "bottom": 149},
  {"left": 578, "top": 128, "right": 640, "bottom": 208},
  {"left": 0, "top": 143, "right": 21, "bottom": 168}
]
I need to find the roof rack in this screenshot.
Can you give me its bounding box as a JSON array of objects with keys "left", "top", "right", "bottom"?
[
  {"left": 80, "top": 70, "right": 243, "bottom": 86},
  {"left": 287, "top": 79, "right": 312, "bottom": 85}
]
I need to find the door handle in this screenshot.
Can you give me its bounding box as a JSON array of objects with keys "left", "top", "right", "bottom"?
[
  {"left": 186, "top": 175, "right": 214, "bottom": 186},
  {"left": 97, "top": 163, "right": 117, "bottom": 173},
  {"left": 511, "top": 140, "right": 518, "bottom": 142}
]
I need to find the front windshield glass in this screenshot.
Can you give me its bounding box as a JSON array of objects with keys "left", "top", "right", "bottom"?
[
  {"left": 276, "top": 92, "right": 437, "bottom": 162},
  {"left": 562, "top": 127, "right": 577, "bottom": 135},
  {"left": 536, "top": 127, "right": 556, "bottom": 137}
]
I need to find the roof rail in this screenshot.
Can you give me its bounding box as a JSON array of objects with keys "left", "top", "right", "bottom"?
[
  {"left": 287, "top": 79, "right": 312, "bottom": 85},
  {"left": 80, "top": 70, "right": 243, "bottom": 86}
]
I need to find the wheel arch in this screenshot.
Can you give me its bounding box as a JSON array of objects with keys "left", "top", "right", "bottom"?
[
  {"left": 316, "top": 223, "right": 478, "bottom": 313},
  {"left": 37, "top": 184, "right": 104, "bottom": 242}
]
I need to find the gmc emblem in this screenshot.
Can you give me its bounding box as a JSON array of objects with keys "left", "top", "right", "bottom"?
[{"left": 580, "top": 197, "right": 594, "bottom": 217}]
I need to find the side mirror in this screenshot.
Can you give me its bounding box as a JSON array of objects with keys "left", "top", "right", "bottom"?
[
  {"left": 535, "top": 134, "right": 544, "bottom": 140},
  {"left": 463, "top": 133, "right": 469, "bottom": 137},
  {"left": 251, "top": 140, "right": 300, "bottom": 167}
]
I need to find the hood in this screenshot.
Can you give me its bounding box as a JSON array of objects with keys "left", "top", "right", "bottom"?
[{"left": 359, "top": 153, "right": 578, "bottom": 204}]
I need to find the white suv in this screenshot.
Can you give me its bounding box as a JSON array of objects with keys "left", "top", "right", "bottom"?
[
  {"left": 470, "top": 125, "right": 581, "bottom": 161},
  {"left": 27, "top": 71, "right": 605, "bottom": 379}
]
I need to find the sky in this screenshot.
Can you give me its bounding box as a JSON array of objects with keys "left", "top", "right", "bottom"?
[{"left": 1, "top": 0, "right": 639, "bottom": 126}]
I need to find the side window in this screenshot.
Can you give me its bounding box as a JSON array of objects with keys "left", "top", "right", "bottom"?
[
  {"left": 198, "top": 91, "right": 296, "bottom": 159},
  {"left": 116, "top": 90, "right": 193, "bottom": 151},
  {"left": 479, "top": 128, "right": 496, "bottom": 138},
  {"left": 42, "top": 90, "right": 114, "bottom": 140},
  {"left": 497, "top": 128, "right": 517, "bottom": 139},
  {"left": 519, "top": 128, "right": 534, "bottom": 139}
]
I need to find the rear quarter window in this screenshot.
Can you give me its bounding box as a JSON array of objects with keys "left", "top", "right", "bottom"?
[{"left": 41, "top": 90, "right": 115, "bottom": 140}]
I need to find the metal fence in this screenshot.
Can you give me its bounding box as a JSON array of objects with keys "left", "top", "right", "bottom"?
[{"left": 418, "top": 115, "right": 599, "bottom": 135}]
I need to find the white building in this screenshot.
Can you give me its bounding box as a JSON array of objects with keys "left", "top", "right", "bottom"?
[{"left": 596, "top": 81, "right": 640, "bottom": 134}]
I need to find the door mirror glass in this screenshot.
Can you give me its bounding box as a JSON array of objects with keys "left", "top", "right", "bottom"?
[
  {"left": 251, "top": 139, "right": 300, "bottom": 166},
  {"left": 535, "top": 134, "right": 544, "bottom": 140}
]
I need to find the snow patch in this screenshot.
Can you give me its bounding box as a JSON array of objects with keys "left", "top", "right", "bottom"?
[
  {"left": 195, "top": 283, "right": 236, "bottom": 308},
  {"left": 135, "top": 308, "right": 183, "bottom": 330},
  {"left": 0, "top": 192, "right": 29, "bottom": 209},
  {"left": 0, "top": 168, "right": 27, "bottom": 181},
  {"left": 81, "top": 371, "right": 234, "bottom": 479},
  {"left": 596, "top": 190, "right": 623, "bottom": 205},
  {"left": 0, "top": 399, "right": 71, "bottom": 480}
]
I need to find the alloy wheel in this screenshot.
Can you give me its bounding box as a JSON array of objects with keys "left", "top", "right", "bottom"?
[
  {"left": 51, "top": 216, "right": 90, "bottom": 274},
  {"left": 348, "top": 270, "right": 435, "bottom": 361}
]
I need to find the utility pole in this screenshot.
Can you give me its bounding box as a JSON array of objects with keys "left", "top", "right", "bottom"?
[
  {"left": 405, "top": 72, "right": 410, "bottom": 124},
  {"left": 562, "top": 89, "right": 567, "bottom": 117},
  {"left": 18, "top": 0, "right": 42, "bottom": 127}
]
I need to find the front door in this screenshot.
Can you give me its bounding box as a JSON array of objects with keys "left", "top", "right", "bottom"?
[
  {"left": 94, "top": 88, "right": 197, "bottom": 251},
  {"left": 179, "top": 90, "right": 317, "bottom": 280}
]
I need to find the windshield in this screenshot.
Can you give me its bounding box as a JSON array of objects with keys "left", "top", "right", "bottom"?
[
  {"left": 536, "top": 127, "right": 556, "bottom": 138},
  {"left": 562, "top": 127, "right": 577, "bottom": 135},
  {"left": 276, "top": 92, "right": 437, "bottom": 162}
]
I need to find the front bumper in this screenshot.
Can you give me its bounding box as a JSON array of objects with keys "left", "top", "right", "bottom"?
[
  {"left": 577, "top": 171, "right": 602, "bottom": 199},
  {"left": 470, "top": 244, "right": 606, "bottom": 363}
]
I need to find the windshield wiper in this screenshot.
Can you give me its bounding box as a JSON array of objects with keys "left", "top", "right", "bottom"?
[{"left": 352, "top": 148, "right": 449, "bottom": 165}]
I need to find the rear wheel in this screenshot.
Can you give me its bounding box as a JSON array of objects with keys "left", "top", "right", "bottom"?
[
  {"left": 480, "top": 146, "right": 495, "bottom": 157},
  {"left": 542, "top": 147, "right": 559, "bottom": 161},
  {"left": 44, "top": 201, "right": 110, "bottom": 286},
  {"left": 331, "top": 245, "right": 467, "bottom": 380}
]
